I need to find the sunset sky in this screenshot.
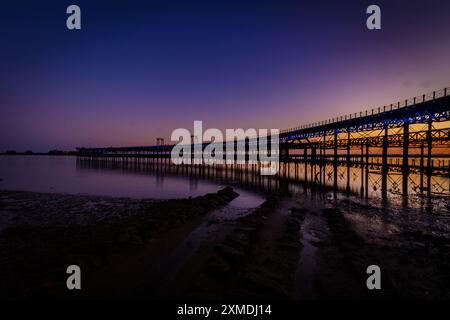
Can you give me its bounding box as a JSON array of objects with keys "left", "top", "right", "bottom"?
[{"left": 1, "top": 0, "right": 450, "bottom": 151}]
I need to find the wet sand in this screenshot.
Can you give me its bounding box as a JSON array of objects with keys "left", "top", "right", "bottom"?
[{"left": 0, "top": 188, "right": 449, "bottom": 299}]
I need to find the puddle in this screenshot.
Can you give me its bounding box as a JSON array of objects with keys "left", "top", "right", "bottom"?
[{"left": 295, "top": 213, "right": 319, "bottom": 299}]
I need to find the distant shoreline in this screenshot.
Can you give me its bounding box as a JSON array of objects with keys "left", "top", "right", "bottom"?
[{"left": 0, "top": 152, "right": 77, "bottom": 156}]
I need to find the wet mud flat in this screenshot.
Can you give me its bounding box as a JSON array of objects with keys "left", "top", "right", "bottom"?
[
  {"left": 1, "top": 188, "right": 450, "bottom": 300},
  {"left": 315, "top": 198, "right": 450, "bottom": 299},
  {"left": 0, "top": 188, "right": 238, "bottom": 299},
  {"left": 176, "top": 196, "right": 306, "bottom": 299},
  {"left": 159, "top": 191, "right": 450, "bottom": 300}
]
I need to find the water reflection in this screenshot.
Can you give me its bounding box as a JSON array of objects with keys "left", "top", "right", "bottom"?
[
  {"left": 76, "top": 156, "right": 449, "bottom": 213},
  {"left": 0, "top": 156, "right": 221, "bottom": 199},
  {"left": 282, "top": 159, "right": 449, "bottom": 212},
  {"left": 1, "top": 155, "right": 448, "bottom": 213}
]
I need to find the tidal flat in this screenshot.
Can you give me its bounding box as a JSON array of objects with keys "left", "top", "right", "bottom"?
[{"left": 0, "top": 187, "right": 450, "bottom": 299}]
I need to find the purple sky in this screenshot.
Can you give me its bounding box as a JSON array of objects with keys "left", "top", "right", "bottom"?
[{"left": 1, "top": 0, "right": 450, "bottom": 151}]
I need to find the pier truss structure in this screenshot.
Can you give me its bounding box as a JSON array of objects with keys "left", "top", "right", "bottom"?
[{"left": 78, "top": 88, "right": 450, "bottom": 199}]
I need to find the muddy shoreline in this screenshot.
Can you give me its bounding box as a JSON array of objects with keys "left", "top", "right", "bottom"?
[
  {"left": 1, "top": 188, "right": 450, "bottom": 300},
  {"left": 0, "top": 188, "right": 239, "bottom": 298}
]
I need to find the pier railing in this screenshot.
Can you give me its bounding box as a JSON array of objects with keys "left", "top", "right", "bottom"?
[{"left": 280, "top": 87, "right": 450, "bottom": 134}]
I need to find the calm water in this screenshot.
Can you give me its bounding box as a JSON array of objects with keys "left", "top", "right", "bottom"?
[
  {"left": 2, "top": 155, "right": 449, "bottom": 213},
  {"left": 0, "top": 156, "right": 262, "bottom": 206}
]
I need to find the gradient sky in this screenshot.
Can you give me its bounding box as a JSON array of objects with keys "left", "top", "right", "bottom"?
[{"left": 1, "top": 0, "right": 450, "bottom": 151}]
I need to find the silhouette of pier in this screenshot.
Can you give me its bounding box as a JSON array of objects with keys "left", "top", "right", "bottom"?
[{"left": 77, "top": 88, "right": 450, "bottom": 200}]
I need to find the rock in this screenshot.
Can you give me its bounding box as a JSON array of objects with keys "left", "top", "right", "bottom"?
[
  {"left": 206, "top": 256, "right": 232, "bottom": 278},
  {"left": 214, "top": 244, "right": 245, "bottom": 263},
  {"left": 207, "top": 219, "right": 220, "bottom": 225},
  {"left": 235, "top": 226, "right": 256, "bottom": 234},
  {"left": 116, "top": 232, "right": 131, "bottom": 244},
  {"left": 87, "top": 255, "right": 103, "bottom": 268},
  {"left": 238, "top": 272, "right": 289, "bottom": 298},
  {"left": 131, "top": 234, "right": 144, "bottom": 245},
  {"left": 279, "top": 242, "right": 298, "bottom": 251},
  {"left": 224, "top": 235, "right": 250, "bottom": 251}
]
